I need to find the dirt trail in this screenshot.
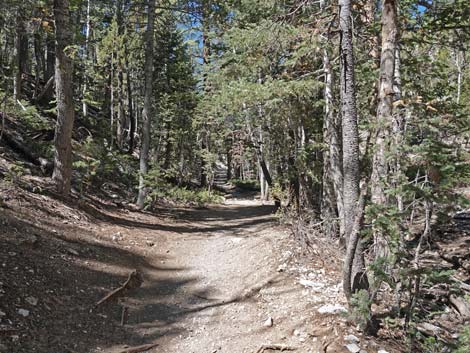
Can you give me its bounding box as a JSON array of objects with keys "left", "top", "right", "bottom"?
[
  {"left": 0, "top": 184, "right": 378, "bottom": 353},
  {"left": 107, "top": 201, "right": 312, "bottom": 353}
]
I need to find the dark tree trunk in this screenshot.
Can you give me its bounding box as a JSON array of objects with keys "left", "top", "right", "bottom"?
[
  {"left": 116, "top": 0, "right": 126, "bottom": 148},
  {"left": 33, "top": 27, "right": 45, "bottom": 99},
  {"left": 14, "top": 11, "right": 28, "bottom": 101},
  {"left": 52, "top": 0, "right": 75, "bottom": 195}
]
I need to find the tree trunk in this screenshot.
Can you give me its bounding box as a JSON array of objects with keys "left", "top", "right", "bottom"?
[
  {"left": 126, "top": 45, "right": 135, "bottom": 153},
  {"left": 322, "top": 48, "right": 344, "bottom": 237},
  {"left": 370, "top": 0, "right": 398, "bottom": 258},
  {"left": 136, "top": 0, "right": 156, "bottom": 209},
  {"left": 117, "top": 66, "right": 125, "bottom": 148},
  {"left": 339, "top": 0, "right": 369, "bottom": 300},
  {"left": 82, "top": 0, "right": 91, "bottom": 118},
  {"left": 33, "top": 22, "right": 45, "bottom": 99},
  {"left": 116, "top": 0, "right": 125, "bottom": 148},
  {"left": 52, "top": 0, "right": 75, "bottom": 195},
  {"left": 110, "top": 50, "right": 115, "bottom": 146},
  {"left": 14, "top": 11, "right": 28, "bottom": 101}
]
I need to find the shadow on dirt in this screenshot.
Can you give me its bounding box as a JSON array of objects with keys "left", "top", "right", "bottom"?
[
  {"left": 0, "top": 184, "right": 279, "bottom": 353},
  {"left": 64, "top": 193, "right": 279, "bottom": 237},
  {"left": 0, "top": 204, "right": 193, "bottom": 353}
]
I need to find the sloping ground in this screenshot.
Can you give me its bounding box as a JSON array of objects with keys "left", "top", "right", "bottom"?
[{"left": 0, "top": 169, "right": 406, "bottom": 353}]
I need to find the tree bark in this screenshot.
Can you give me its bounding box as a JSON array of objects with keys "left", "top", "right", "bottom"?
[
  {"left": 322, "top": 48, "right": 344, "bottom": 237},
  {"left": 339, "top": 0, "right": 369, "bottom": 299},
  {"left": 52, "top": 0, "right": 76, "bottom": 195},
  {"left": 125, "top": 44, "right": 135, "bottom": 153},
  {"left": 45, "top": 30, "right": 56, "bottom": 83},
  {"left": 82, "top": 0, "right": 92, "bottom": 118},
  {"left": 116, "top": 0, "right": 126, "bottom": 148},
  {"left": 136, "top": 0, "right": 156, "bottom": 209},
  {"left": 14, "top": 10, "right": 28, "bottom": 101},
  {"left": 370, "top": 0, "right": 398, "bottom": 258}
]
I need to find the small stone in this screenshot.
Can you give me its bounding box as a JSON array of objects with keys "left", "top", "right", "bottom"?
[
  {"left": 345, "top": 343, "right": 361, "bottom": 353},
  {"left": 0, "top": 310, "right": 6, "bottom": 317},
  {"left": 344, "top": 334, "right": 360, "bottom": 343},
  {"left": 299, "top": 279, "right": 325, "bottom": 290},
  {"left": 293, "top": 329, "right": 301, "bottom": 336},
  {"left": 264, "top": 317, "right": 273, "bottom": 327},
  {"left": 18, "top": 308, "right": 30, "bottom": 317},
  {"left": 318, "top": 304, "right": 347, "bottom": 314},
  {"left": 25, "top": 296, "right": 38, "bottom": 306},
  {"left": 66, "top": 248, "right": 79, "bottom": 256},
  {"left": 378, "top": 350, "right": 389, "bottom": 353},
  {"left": 146, "top": 241, "right": 155, "bottom": 247}
]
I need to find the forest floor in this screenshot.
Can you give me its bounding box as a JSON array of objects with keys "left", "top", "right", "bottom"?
[{"left": 0, "top": 169, "right": 406, "bottom": 353}]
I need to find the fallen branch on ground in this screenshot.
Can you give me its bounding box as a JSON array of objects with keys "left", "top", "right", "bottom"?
[
  {"left": 95, "top": 270, "right": 143, "bottom": 306},
  {"left": 120, "top": 305, "right": 128, "bottom": 326},
  {"left": 118, "top": 343, "right": 158, "bottom": 353},
  {"left": 450, "top": 294, "right": 470, "bottom": 318},
  {"left": 255, "top": 344, "right": 297, "bottom": 353}
]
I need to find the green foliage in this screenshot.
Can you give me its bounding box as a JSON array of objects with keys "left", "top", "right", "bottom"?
[
  {"left": 229, "top": 178, "right": 260, "bottom": 191},
  {"left": 4, "top": 161, "right": 26, "bottom": 184},
  {"left": 73, "top": 137, "right": 137, "bottom": 195},
  {"left": 148, "top": 184, "right": 223, "bottom": 208},
  {"left": 348, "top": 290, "right": 372, "bottom": 330},
  {"left": 421, "top": 335, "right": 446, "bottom": 353},
  {"left": 454, "top": 326, "right": 470, "bottom": 353}
]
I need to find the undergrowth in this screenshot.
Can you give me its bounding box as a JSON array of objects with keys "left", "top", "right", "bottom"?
[{"left": 148, "top": 184, "right": 223, "bottom": 207}]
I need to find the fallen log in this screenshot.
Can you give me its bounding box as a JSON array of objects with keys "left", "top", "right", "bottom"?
[{"left": 0, "top": 128, "right": 53, "bottom": 175}]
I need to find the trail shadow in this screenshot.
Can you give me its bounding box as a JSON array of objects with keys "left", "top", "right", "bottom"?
[
  {"left": 0, "top": 182, "right": 284, "bottom": 352},
  {"left": 42, "top": 189, "right": 278, "bottom": 237},
  {"left": 128, "top": 274, "right": 283, "bottom": 328},
  {"left": 0, "top": 206, "right": 188, "bottom": 353}
]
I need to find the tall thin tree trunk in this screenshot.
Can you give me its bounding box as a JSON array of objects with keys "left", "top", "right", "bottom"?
[
  {"left": 110, "top": 51, "right": 115, "bottom": 147},
  {"left": 52, "top": 0, "right": 75, "bottom": 195},
  {"left": 371, "top": 0, "right": 398, "bottom": 258},
  {"left": 116, "top": 0, "right": 125, "bottom": 148},
  {"left": 322, "top": 47, "right": 344, "bottom": 237},
  {"left": 82, "top": 0, "right": 91, "bottom": 118},
  {"left": 456, "top": 50, "right": 462, "bottom": 104},
  {"left": 14, "top": 11, "right": 28, "bottom": 102},
  {"left": 339, "top": 0, "right": 369, "bottom": 300},
  {"left": 46, "top": 31, "right": 55, "bottom": 81},
  {"left": 33, "top": 27, "right": 44, "bottom": 99},
  {"left": 126, "top": 46, "right": 135, "bottom": 153},
  {"left": 136, "top": 0, "right": 156, "bottom": 209}
]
